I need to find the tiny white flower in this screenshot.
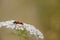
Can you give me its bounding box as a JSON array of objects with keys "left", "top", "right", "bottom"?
[{"left": 19, "top": 27, "right": 24, "bottom": 30}]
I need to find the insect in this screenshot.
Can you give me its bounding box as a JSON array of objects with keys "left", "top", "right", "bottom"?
[{"left": 13, "top": 20, "right": 23, "bottom": 25}]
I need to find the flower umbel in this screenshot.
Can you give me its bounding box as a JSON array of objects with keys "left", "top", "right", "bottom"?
[{"left": 0, "top": 20, "right": 44, "bottom": 39}]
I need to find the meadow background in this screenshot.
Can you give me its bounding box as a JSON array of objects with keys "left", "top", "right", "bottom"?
[{"left": 0, "top": 0, "right": 60, "bottom": 40}]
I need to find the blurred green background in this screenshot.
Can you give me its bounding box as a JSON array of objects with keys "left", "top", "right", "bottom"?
[{"left": 0, "top": 0, "right": 60, "bottom": 40}]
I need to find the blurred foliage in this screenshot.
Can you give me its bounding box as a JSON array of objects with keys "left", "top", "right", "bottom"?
[
  {"left": 17, "top": 30, "right": 27, "bottom": 36},
  {"left": 16, "top": 30, "right": 28, "bottom": 40}
]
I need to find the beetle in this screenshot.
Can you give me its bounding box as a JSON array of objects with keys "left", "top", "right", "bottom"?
[{"left": 13, "top": 20, "right": 23, "bottom": 25}]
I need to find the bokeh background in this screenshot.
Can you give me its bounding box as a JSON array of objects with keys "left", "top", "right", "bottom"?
[{"left": 0, "top": 0, "right": 60, "bottom": 40}]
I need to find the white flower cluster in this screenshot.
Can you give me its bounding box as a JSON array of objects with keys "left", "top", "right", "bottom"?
[
  {"left": 0, "top": 20, "right": 15, "bottom": 28},
  {"left": 23, "top": 23, "right": 44, "bottom": 39},
  {"left": 0, "top": 20, "right": 44, "bottom": 39}
]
